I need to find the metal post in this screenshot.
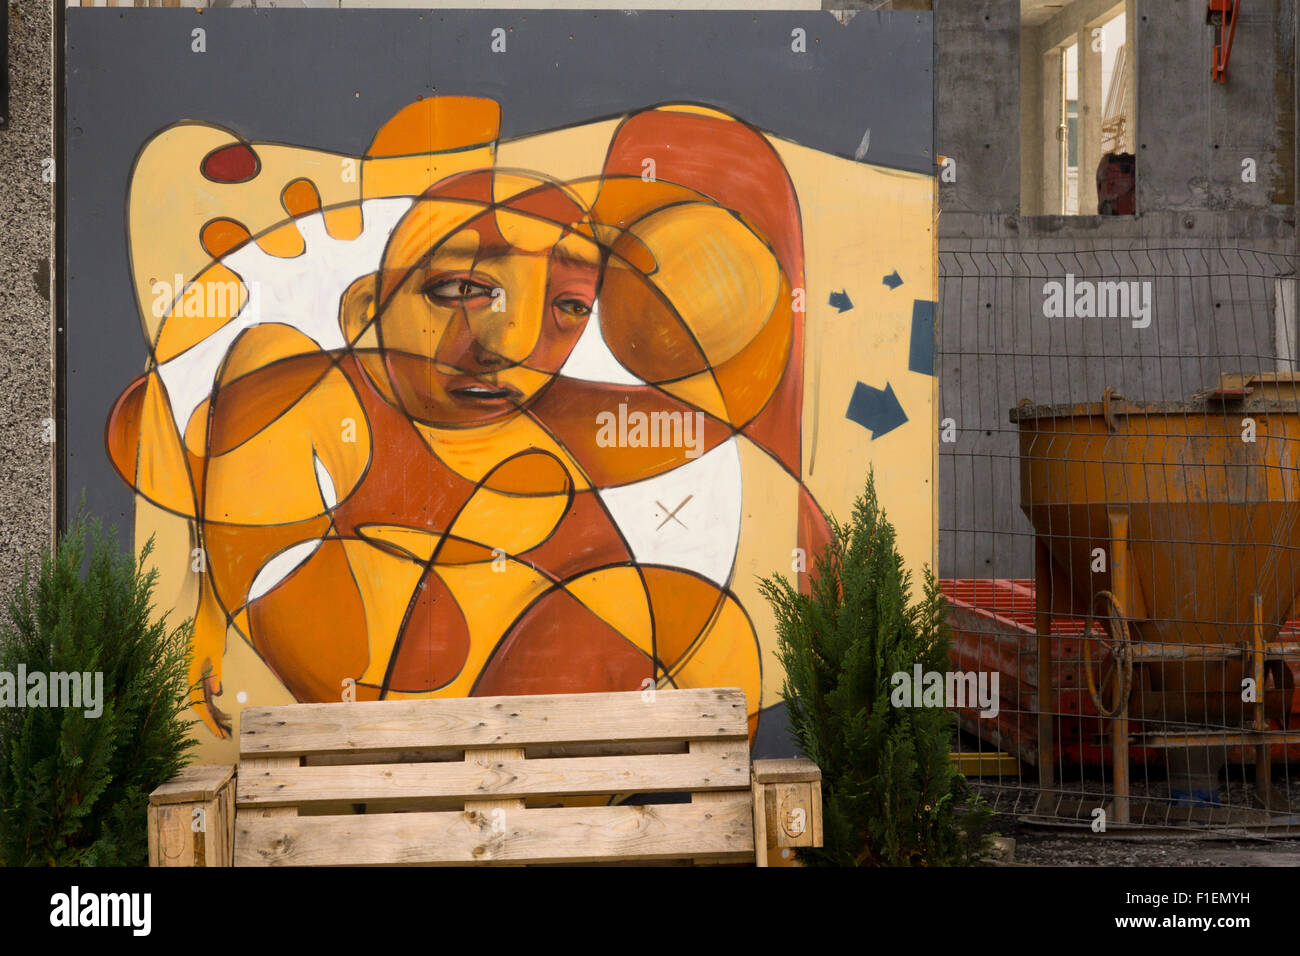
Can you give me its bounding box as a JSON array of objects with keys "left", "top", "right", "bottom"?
[
  {"left": 1034, "top": 538, "right": 1055, "bottom": 814},
  {"left": 1107, "top": 509, "right": 1131, "bottom": 825}
]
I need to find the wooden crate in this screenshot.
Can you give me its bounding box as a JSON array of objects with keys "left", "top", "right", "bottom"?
[{"left": 149, "top": 687, "right": 823, "bottom": 867}]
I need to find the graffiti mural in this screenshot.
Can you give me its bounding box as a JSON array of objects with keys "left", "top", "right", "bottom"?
[{"left": 72, "top": 12, "right": 937, "bottom": 762}]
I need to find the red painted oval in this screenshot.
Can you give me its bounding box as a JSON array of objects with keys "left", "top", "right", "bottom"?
[{"left": 201, "top": 143, "right": 260, "bottom": 184}]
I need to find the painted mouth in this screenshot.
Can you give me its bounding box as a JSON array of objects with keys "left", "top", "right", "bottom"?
[{"left": 448, "top": 383, "right": 522, "bottom": 403}]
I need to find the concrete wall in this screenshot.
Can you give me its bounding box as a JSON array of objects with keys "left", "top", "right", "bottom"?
[
  {"left": 0, "top": 1, "right": 54, "bottom": 592},
  {"left": 1137, "top": 0, "right": 1294, "bottom": 211},
  {"left": 936, "top": 0, "right": 1018, "bottom": 213},
  {"left": 936, "top": 0, "right": 1299, "bottom": 579}
]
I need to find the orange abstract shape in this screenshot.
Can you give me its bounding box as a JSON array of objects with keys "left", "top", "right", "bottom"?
[
  {"left": 597, "top": 260, "right": 711, "bottom": 383},
  {"left": 642, "top": 567, "right": 730, "bottom": 669},
  {"left": 200, "top": 218, "right": 253, "bottom": 259},
  {"left": 281, "top": 177, "right": 323, "bottom": 218},
  {"left": 204, "top": 517, "right": 332, "bottom": 623},
  {"left": 361, "top": 97, "right": 501, "bottom": 202},
  {"left": 662, "top": 593, "right": 761, "bottom": 717},
  {"left": 247, "top": 538, "right": 371, "bottom": 703},
  {"left": 602, "top": 105, "right": 804, "bottom": 285},
  {"left": 386, "top": 568, "right": 472, "bottom": 693},
  {"left": 366, "top": 96, "right": 500, "bottom": 158},
  {"left": 211, "top": 323, "right": 324, "bottom": 392},
  {"left": 620, "top": 202, "right": 782, "bottom": 368},
  {"left": 473, "top": 585, "right": 652, "bottom": 697},
  {"left": 105, "top": 371, "right": 198, "bottom": 518},
  {"left": 529, "top": 381, "right": 732, "bottom": 488},
  {"left": 709, "top": 276, "right": 795, "bottom": 429}
]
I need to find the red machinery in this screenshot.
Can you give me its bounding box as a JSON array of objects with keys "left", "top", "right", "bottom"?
[{"left": 1207, "top": 0, "right": 1241, "bottom": 83}]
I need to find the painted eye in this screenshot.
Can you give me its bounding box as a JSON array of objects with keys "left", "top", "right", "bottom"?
[
  {"left": 554, "top": 298, "right": 592, "bottom": 319},
  {"left": 424, "top": 277, "right": 495, "bottom": 302}
]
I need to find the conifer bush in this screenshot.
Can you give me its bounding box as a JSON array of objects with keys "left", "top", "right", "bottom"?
[
  {"left": 758, "top": 470, "right": 990, "bottom": 866},
  {"left": 0, "top": 511, "right": 197, "bottom": 866}
]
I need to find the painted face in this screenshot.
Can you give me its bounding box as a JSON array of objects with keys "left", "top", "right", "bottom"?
[
  {"left": 341, "top": 170, "right": 603, "bottom": 428},
  {"left": 374, "top": 225, "right": 600, "bottom": 427}
]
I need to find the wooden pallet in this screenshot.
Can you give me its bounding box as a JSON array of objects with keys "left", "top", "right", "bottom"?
[{"left": 148, "top": 687, "right": 823, "bottom": 867}]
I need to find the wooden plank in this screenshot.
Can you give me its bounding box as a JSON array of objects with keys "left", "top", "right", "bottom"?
[
  {"left": 751, "top": 777, "right": 769, "bottom": 867},
  {"left": 690, "top": 741, "right": 745, "bottom": 804},
  {"left": 240, "top": 688, "right": 748, "bottom": 758},
  {"left": 235, "top": 799, "right": 755, "bottom": 866},
  {"left": 752, "top": 757, "right": 821, "bottom": 784},
  {"left": 302, "top": 740, "right": 689, "bottom": 766},
  {"left": 241, "top": 758, "right": 300, "bottom": 822},
  {"left": 689, "top": 740, "right": 745, "bottom": 865},
  {"left": 464, "top": 747, "right": 525, "bottom": 863},
  {"left": 238, "top": 749, "right": 751, "bottom": 808},
  {"left": 149, "top": 803, "right": 196, "bottom": 867},
  {"left": 149, "top": 764, "right": 235, "bottom": 806}
]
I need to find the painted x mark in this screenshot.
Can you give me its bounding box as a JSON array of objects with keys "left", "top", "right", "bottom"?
[{"left": 655, "top": 495, "right": 693, "bottom": 531}]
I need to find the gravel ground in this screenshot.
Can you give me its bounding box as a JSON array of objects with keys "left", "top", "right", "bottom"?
[{"left": 965, "top": 775, "right": 1300, "bottom": 866}]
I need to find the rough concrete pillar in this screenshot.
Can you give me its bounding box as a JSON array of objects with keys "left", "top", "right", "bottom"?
[
  {"left": 1020, "top": 24, "right": 1042, "bottom": 214},
  {"left": 936, "top": 0, "right": 1020, "bottom": 213},
  {"left": 1041, "top": 45, "right": 1064, "bottom": 214},
  {"left": 1125, "top": 0, "right": 1138, "bottom": 157},
  {"left": 0, "top": 0, "right": 55, "bottom": 594},
  {"left": 1077, "top": 21, "right": 1102, "bottom": 214}
]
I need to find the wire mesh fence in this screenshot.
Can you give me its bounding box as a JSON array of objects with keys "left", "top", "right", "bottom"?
[{"left": 938, "top": 241, "right": 1300, "bottom": 834}]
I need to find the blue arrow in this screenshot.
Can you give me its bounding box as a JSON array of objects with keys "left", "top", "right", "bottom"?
[
  {"left": 883, "top": 270, "right": 903, "bottom": 290},
  {"left": 828, "top": 289, "right": 854, "bottom": 313},
  {"left": 846, "top": 381, "right": 908, "bottom": 439}
]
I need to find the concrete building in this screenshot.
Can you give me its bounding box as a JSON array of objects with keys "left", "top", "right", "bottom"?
[{"left": 936, "top": 0, "right": 1297, "bottom": 578}]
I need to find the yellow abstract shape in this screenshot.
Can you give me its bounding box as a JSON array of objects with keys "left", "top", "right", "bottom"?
[
  {"left": 399, "top": 561, "right": 553, "bottom": 699},
  {"left": 417, "top": 415, "right": 592, "bottom": 490},
  {"left": 252, "top": 218, "right": 307, "bottom": 258},
  {"left": 657, "top": 370, "right": 731, "bottom": 422},
  {"left": 632, "top": 203, "right": 781, "bottom": 367},
  {"left": 710, "top": 277, "right": 794, "bottom": 428},
  {"left": 218, "top": 323, "right": 322, "bottom": 387},
  {"left": 360, "top": 149, "right": 497, "bottom": 201},
  {"left": 153, "top": 264, "right": 247, "bottom": 363},
  {"left": 340, "top": 538, "right": 429, "bottom": 689},
  {"left": 664, "top": 594, "right": 761, "bottom": 714},
  {"left": 189, "top": 572, "right": 236, "bottom": 737},
  {"left": 124, "top": 372, "right": 199, "bottom": 517},
  {"left": 449, "top": 452, "right": 573, "bottom": 555},
  {"left": 203, "top": 361, "right": 368, "bottom": 525},
  {"left": 563, "top": 567, "right": 654, "bottom": 657},
  {"left": 322, "top": 205, "right": 363, "bottom": 241},
  {"left": 730, "top": 435, "right": 800, "bottom": 707}
]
